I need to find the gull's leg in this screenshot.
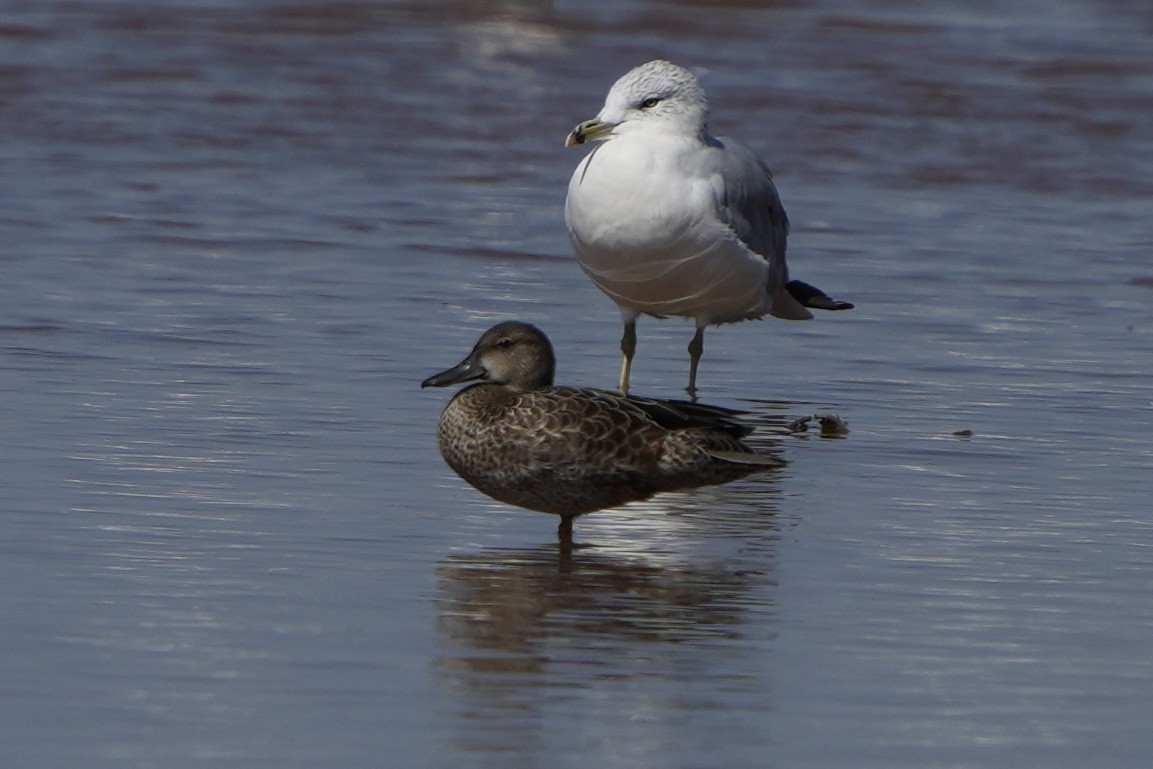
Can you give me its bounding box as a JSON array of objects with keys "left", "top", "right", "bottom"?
[
  {"left": 687, "top": 326, "right": 705, "bottom": 399},
  {"left": 618, "top": 317, "right": 637, "bottom": 395}
]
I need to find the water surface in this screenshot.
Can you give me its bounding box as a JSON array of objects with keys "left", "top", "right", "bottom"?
[{"left": 2, "top": 1, "right": 1151, "bottom": 767}]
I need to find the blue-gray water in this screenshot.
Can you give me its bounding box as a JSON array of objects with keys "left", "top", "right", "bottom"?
[{"left": 2, "top": 1, "right": 1151, "bottom": 767}]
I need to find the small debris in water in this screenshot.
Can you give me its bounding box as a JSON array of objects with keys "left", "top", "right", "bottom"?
[
  {"left": 952, "top": 429, "right": 974, "bottom": 439},
  {"left": 788, "top": 413, "right": 849, "bottom": 437},
  {"left": 814, "top": 412, "right": 849, "bottom": 438},
  {"left": 786, "top": 415, "right": 812, "bottom": 433}
]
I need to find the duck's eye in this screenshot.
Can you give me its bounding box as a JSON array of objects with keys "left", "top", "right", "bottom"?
[
  {"left": 640, "top": 97, "right": 660, "bottom": 109},
  {"left": 496, "top": 337, "right": 514, "bottom": 348}
]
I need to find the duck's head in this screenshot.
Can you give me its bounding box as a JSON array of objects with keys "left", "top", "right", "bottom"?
[{"left": 421, "top": 321, "right": 556, "bottom": 393}]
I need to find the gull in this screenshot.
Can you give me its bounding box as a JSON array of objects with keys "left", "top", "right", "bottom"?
[{"left": 564, "top": 59, "right": 852, "bottom": 396}]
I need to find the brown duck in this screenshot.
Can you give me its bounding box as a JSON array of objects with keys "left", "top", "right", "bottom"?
[{"left": 422, "top": 321, "right": 781, "bottom": 543}]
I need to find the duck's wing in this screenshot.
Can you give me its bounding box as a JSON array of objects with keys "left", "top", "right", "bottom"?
[{"left": 623, "top": 394, "right": 754, "bottom": 438}]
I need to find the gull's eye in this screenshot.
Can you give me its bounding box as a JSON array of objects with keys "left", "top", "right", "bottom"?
[{"left": 640, "top": 97, "right": 660, "bottom": 109}]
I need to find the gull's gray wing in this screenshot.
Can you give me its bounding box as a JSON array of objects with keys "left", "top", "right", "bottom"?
[
  {"left": 713, "top": 136, "right": 790, "bottom": 290},
  {"left": 712, "top": 136, "right": 815, "bottom": 318}
]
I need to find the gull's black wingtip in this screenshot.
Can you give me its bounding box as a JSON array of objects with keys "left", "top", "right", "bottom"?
[{"left": 786, "top": 280, "right": 854, "bottom": 311}]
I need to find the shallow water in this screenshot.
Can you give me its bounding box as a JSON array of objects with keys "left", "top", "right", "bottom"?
[{"left": 2, "top": 0, "right": 1152, "bottom": 766}]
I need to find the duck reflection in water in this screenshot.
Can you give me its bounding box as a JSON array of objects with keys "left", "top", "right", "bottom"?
[
  {"left": 434, "top": 516, "right": 781, "bottom": 756},
  {"left": 436, "top": 543, "right": 760, "bottom": 674},
  {"left": 422, "top": 321, "right": 783, "bottom": 544}
]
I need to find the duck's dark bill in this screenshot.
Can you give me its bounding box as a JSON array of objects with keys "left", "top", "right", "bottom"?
[{"left": 421, "top": 356, "right": 488, "bottom": 388}]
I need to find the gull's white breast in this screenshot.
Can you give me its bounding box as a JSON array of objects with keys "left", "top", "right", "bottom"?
[{"left": 565, "top": 133, "right": 771, "bottom": 325}]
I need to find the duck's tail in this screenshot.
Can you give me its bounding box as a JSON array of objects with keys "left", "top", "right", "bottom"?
[{"left": 707, "top": 449, "right": 786, "bottom": 469}]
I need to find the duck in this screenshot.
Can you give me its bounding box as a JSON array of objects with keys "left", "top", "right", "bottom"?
[{"left": 422, "top": 321, "right": 782, "bottom": 543}]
